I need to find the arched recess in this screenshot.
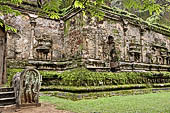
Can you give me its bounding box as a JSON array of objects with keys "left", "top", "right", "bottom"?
[{"left": 108, "top": 36, "right": 119, "bottom": 72}]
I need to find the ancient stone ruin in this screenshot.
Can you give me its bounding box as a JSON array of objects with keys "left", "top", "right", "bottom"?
[
  {"left": 12, "top": 68, "right": 42, "bottom": 107},
  {"left": 3, "top": 1, "right": 170, "bottom": 72}
]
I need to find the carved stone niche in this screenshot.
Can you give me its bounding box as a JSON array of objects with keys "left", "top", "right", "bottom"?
[
  {"left": 128, "top": 43, "right": 142, "bottom": 62},
  {"left": 167, "top": 52, "right": 170, "bottom": 65},
  {"left": 34, "top": 34, "right": 52, "bottom": 60},
  {"left": 151, "top": 44, "right": 168, "bottom": 65}
]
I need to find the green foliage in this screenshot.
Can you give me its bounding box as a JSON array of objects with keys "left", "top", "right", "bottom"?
[
  {"left": 39, "top": 70, "right": 59, "bottom": 78},
  {"left": 0, "top": 4, "right": 21, "bottom": 16},
  {"left": 122, "top": 0, "right": 166, "bottom": 23},
  {"left": 42, "top": 88, "right": 153, "bottom": 100},
  {"left": 43, "top": 68, "right": 170, "bottom": 86},
  {"left": 123, "top": 0, "right": 142, "bottom": 10},
  {"left": 0, "top": 0, "right": 22, "bottom": 32},
  {"left": 74, "top": 0, "right": 85, "bottom": 8},
  {"left": 7, "top": 68, "right": 59, "bottom": 78},
  {"left": 6, "top": 68, "right": 59, "bottom": 86},
  {"left": 0, "top": 0, "right": 106, "bottom": 31},
  {"left": 7, "top": 68, "right": 170, "bottom": 87},
  {"left": 6, "top": 68, "right": 23, "bottom": 86},
  {"left": 42, "top": 0, "right": 62, "bottom": 19},
  {"left": 5, "top": 24, "right": 17, "bottom": 32},
  {"left": 123, "top": 0, "right": 163, "bottom": 15},
  {"left": 0, "top": 0, "right": 169, "bottom": 27},
  {"left": 40, "top": 92, "right": 170, "bottom": 113},
  {"left": 42, "top": 83, "right": 170, "bottom": 92}
]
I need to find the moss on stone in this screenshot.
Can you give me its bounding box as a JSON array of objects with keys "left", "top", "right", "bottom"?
[
  {"left": 5, "top": 1, "right": 170, "bottom": 37},
  {"left": 112, "top": 29, "right": 119, "bottom": 35},
  {"left": 7, "top": 60, "right": 31, "bottom": 68},
  {"left": 41, "top": 87, "right": 170, "bottom": 101}
]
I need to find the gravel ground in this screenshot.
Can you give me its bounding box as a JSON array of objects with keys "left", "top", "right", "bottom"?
[{"left": 1, "top": 103, "right": 74, "bottom": 113}]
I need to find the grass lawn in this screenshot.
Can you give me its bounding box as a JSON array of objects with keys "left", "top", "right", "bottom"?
[{"left": 40, "top": 92, "right": 170, "bottom": 113}]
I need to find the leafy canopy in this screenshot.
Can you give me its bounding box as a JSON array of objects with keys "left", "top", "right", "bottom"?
[
  {"left": 123, "top": 0, "right": 170, "bottom": 23},
  {"left": 0, "top": 0, "right": 22, "bottom": 32}
]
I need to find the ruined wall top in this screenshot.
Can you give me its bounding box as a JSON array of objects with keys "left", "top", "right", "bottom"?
[{"left": 3, "top": 1, "right": 170, "bottom": 37}]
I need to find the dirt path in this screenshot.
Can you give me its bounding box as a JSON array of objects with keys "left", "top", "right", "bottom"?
[{"left": 1, "top": 103, "right": 74, "bottom": 113}]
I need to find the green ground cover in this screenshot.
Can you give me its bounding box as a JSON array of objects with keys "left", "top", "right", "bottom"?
[{"left": 40, "top": 92, "right": 170, "bottom": 113}]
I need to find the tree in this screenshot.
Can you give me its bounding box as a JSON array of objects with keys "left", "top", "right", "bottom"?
[
  {"left": 122, "top": 0, "right": 170, "bottom": 24},
  {"left": 0, "top": 0, "right": 22, "bottom": 31}
]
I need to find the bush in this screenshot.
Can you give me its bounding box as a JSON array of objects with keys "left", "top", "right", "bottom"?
[
  {"left": 6, "top": 68, "right": 23, "bottom": 86},
  {"left": 56, "top": 68, "right": 170, "bottom": 86},
  {"left": 6, "top": 68, "right": 60, "bottom": 86},
  {"left": 7, "top": 68, "right": 170, "bottom": 87}
]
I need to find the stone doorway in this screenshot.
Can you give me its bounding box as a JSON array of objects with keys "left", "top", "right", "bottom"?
[{"left": 0, "top": 27, "right": 6, "bottom": 85}]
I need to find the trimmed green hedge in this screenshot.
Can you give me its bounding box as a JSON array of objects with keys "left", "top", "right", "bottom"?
[
  {"left": 7, "top": 68, "right": 170, "bottom": 87},
  {"left": 43, "top": 68, "right": 170, "bottom": 86}
]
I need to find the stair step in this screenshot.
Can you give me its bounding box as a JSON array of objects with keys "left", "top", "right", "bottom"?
[
  {"left": 0, "top": 88, "right": 14, "bottom": 92},
  {"left": 0, "top": 104, "right": 16, "bottom": 108},
  {"left": 0, "top": 97, "right": 15, "bottom": 101},
  {"left": 0, "top": 102, "right": 16, "bottom": 106},
  {"left": 0, "top": 87, "right": 16, "bottom": 107},
  {"left": 0, "top": 91, "right": 15, "bottom": 98},
  {"left": 0, "top": 91, "right": 15, "bottom": 95},
  {"left": 0, "top": 97, "right": 16, "bottom": 106}
]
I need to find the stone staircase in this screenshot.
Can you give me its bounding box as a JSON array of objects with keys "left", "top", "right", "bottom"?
[{"left": 0, "top": 87, "right": 16, "bottom": 107}]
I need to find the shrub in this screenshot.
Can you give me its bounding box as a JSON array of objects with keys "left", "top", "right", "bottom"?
[
  {"left": 7, "top": 68, "right": 170, "bottom": 87},
  {"left": 6, "top": 68, "right": 23, "bottom": 86},
  {"left": 56, "top": 68, "right": 170, "bottom": 86}
]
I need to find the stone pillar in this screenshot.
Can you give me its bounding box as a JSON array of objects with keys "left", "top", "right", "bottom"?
[
  {"left": 95, "top": 34, "right": 99, "bottom": 59},
  {"left": 140, "top": 27, "right": 146, "bottom": 63},
  {"left": 140, "top": 34, "right": 144, "bottom": 63},
  {"left": 28, "top": 14, "right": 38, "bottom": 60}
]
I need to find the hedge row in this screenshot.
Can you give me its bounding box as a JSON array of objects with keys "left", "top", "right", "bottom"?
[
  {"left": 41, "top": 83, "right": 170, "bottom": 92},
  {"left": 7, "top": 68, "right": 170, "bottom": 86},
  {"left": 42, "top": 68, "right": 170, "bottom": 86}
]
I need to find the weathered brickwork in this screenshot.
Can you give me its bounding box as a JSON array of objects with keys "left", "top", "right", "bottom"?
[{"left": 5, "top": 6, "right": 170, "bottom": 71}]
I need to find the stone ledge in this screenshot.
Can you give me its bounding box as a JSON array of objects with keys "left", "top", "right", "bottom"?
[
  {"left": 41, "top": 83, "right": 170, "bottom": 93},
  {"left": 41, "top": 87, "right": 170, "bottom": 101}
]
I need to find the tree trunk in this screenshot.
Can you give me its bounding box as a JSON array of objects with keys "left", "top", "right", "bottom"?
[{"left": 0, "top": 27, "right": 6, "bottom": 85}]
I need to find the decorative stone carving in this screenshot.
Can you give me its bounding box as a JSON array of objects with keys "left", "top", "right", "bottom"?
[
  {"left": 128, "top": 43, "right": 142, "bottom": 62},
  {"left": 108, "top": 36, "right": 119, "bottom": 70},
  {"left": 34, "top": 34, "right": 52, "bottom": 60},
  {"left": 12, "top": 68, "right": 42, "bottom": 107}
]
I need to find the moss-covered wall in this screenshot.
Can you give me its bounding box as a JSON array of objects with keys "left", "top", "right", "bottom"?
[{"left": 5, "top": 5, "right": 170, "bottom": 71}]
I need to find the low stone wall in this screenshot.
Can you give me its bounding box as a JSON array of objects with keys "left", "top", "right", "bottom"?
[{"left": 41, "top": 85, "right": 170, "bottom": 101}]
